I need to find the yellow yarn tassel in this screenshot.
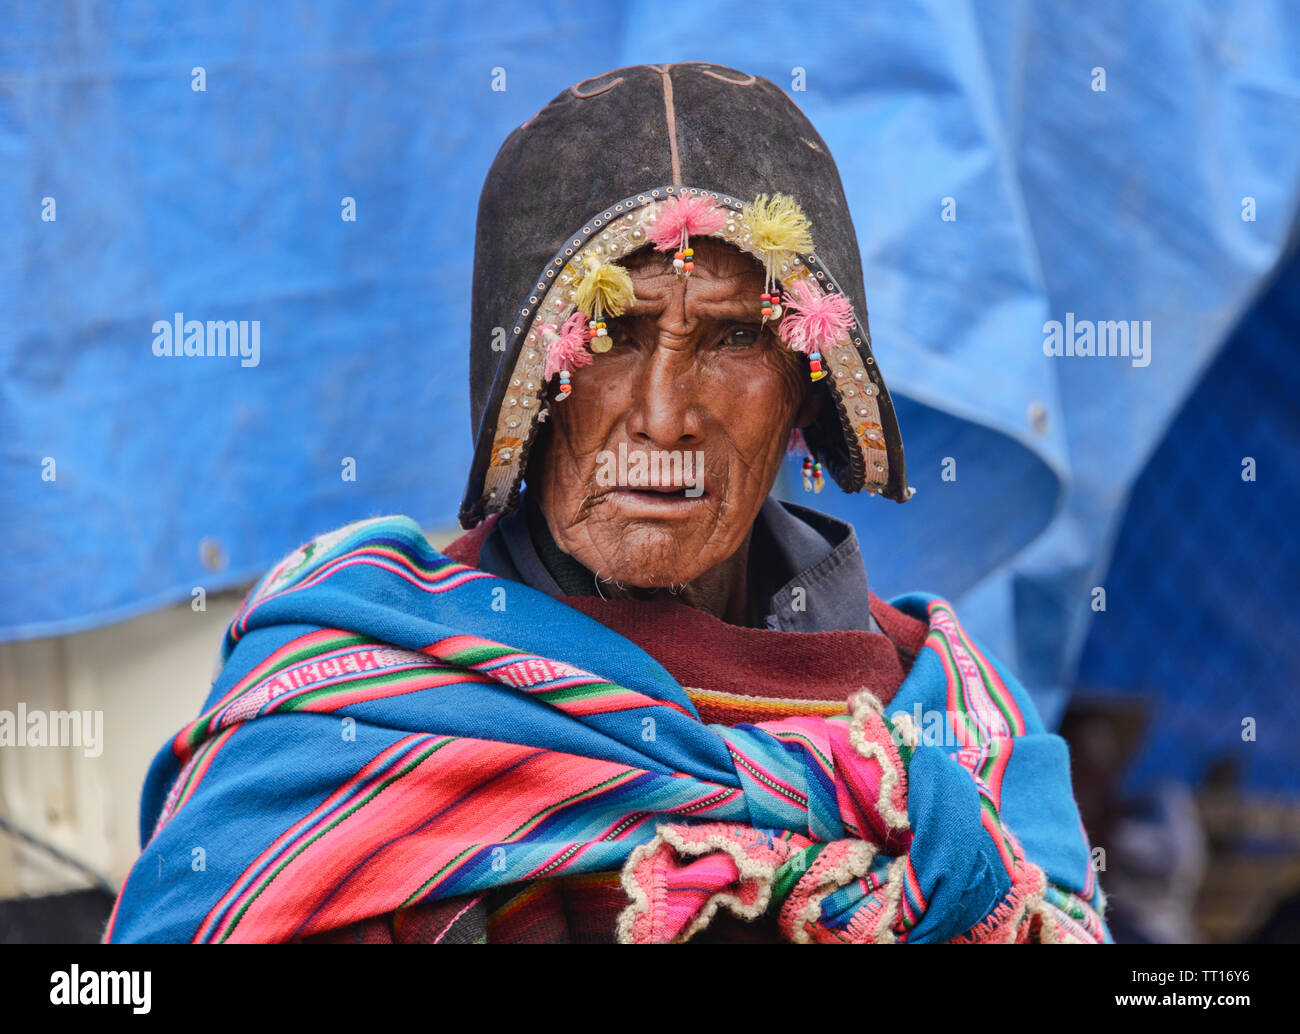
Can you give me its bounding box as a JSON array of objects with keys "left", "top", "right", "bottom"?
[
  {"left": 574, "top": 257, "right": 635, "bottom": 319},
  {"left": 746, "top": 193, "right": 813, "bottom": 257}
]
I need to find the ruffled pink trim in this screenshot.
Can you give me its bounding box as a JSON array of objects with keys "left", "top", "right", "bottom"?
[
  {"left": 617, "top": 822, "right": 800, "bottom": 944},
  {"left": 543, "top": 311, "right": 594, "bottom": 380},
  {"left": 778, "top": 279, "right": 855, "bottom": 355},
  {"left": 649, "top": 195, "right": 727, "bottom": 252}
]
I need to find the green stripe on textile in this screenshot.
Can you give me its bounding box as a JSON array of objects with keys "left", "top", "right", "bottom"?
[
  {"left": 500, "top": 770, "right": 639, "bottom": 841},
  {"left": 532, "top": 681, "right": 623, "bottom": 704},
  {"left": 276, "top": 666, "right": 456, "bottom": 711},
  {"left": 401, "top": 844, "right": 480, "bottom": 908},
  {"left": 218, "top": 736, "right": 457, "bottom": 941},
  {"left": 931, "top": 602, "right": 1020, "bottom": 734},
  {"left": 187, "top": 633, "right": 372, "bottom": 746},
  {"left": 449, "top": 643, "right": 515, "bottom": 667},
  {"left": 771, "top": 730, "right": 834, "bottom": 774},
  {"left": 771, "top": 843, "right": 825, "bottom": 912}
]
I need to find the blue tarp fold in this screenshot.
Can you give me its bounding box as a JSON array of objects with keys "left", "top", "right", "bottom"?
[{"left": 3, "top": 3, "right": 1298, "bottom": 767}]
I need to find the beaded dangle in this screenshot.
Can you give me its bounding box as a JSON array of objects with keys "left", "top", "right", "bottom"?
[
  {"left": 544, "top": 311, "right": 594, "bottom": 402},
  {"left": 807, "top": 348, "right": 826, "bottom": 381},
  {"left": 746, "top": 193, "right": 811, "bottom": 328},
  {"left": 800, "top": 455, "right": 825, "bottom": 493},
  {"left": 760, "top": 288, "right": 784, "bottom": 321},
  {"left": 651, "top": 195, "right": 726, "bottom": 281},
  {"left": 758, "top": 253, "right": 788, "bottom": 328},
  {"left": 777, "top": 279, "right": 855, "bottom": 384},
  {"left": 790, "top": 429, "right": 823, "bottom": 494},
  {"left": 573, "top": 257, "right": 634, "bottom": 359}
]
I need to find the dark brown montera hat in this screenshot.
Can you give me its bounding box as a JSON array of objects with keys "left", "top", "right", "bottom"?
[{"left": 459, "top": 62, "right": 911, "bottom": 528}]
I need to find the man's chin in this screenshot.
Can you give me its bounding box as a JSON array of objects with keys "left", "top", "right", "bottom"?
[
  {"left": 604, "top": 570, "right": 705, "bottom": 592},
  {"left": 590, "top": 529, "right": 716, "bottom": 590}
]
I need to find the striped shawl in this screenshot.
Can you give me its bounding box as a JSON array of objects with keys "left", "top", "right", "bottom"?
[{"left": 106, "top": 516, "right": 1109, "bottom": 944}]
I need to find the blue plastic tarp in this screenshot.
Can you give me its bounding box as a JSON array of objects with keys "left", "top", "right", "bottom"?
[{"left": 3, "top": 2, "right": 1299, "bottom": 753}]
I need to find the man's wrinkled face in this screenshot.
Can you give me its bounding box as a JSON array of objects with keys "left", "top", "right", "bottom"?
[{"left": 534, "top": 237, "right": 814, "bottom": 589}]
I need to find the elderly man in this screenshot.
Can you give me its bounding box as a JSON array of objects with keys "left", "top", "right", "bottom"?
[{"left": 106, "top": 64, "right": 1108, "bottom": 944}]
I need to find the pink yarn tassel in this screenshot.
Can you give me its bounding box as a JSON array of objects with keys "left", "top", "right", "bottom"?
[
  {"left": 649, "top": 195, "right": 727, "bottom": 252},
  {"left": 787, "top": 427, "right": 808, "bottom": 458},
  {"left": 544, "top": 311, "right": 595, "bottom": 380},
  {"left": 777, "top": 280, "right": 855, "bottom": 355}
]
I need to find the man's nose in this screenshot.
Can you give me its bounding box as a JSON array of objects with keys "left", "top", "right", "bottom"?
[{"left": 625, "top": 341, "right": 704, "bottom": 447}]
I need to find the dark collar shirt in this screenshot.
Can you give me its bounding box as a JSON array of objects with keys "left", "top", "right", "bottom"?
[{"left": 476, "top": 489, "right": 880, "bottom": 635}]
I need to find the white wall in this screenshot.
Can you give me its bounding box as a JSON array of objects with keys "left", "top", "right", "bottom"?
[
  {"left": 0, "top": 528, "right": 461, "bottom": 899},
  {"left": 0, "top": 587, "right": 247, "bottom": 897}
]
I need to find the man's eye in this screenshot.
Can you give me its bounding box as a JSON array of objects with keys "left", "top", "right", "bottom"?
[{"left": 721, "top": 326, "right": 761, "bottom": 349}]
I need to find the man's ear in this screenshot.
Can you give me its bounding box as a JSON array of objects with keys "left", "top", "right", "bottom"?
[{"left": 793, "top": 383, "right": 823, "bottom": 429}]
